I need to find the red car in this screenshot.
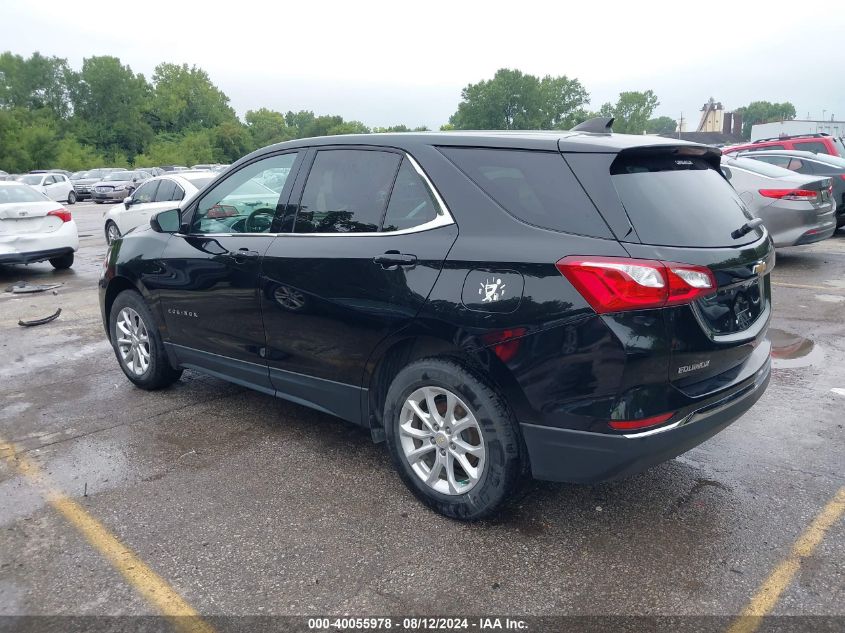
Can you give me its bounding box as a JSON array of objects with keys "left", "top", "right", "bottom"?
[{"left": 723, "top": 133, "right": 845, "bottom": 157}]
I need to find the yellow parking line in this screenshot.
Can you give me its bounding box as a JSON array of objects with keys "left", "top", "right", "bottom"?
[
  {"left": 0, "top": 438, "right": 215, "bottom": 633},
  {"left": 726, "top": 486, "right": 845, "bottom": 633}
]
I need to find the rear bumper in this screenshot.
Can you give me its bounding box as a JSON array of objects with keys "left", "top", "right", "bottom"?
[
  {"left": 0, "top": 221, "right": 79, "bottom": 264},
  {"left": 521, "top": 355, "right": 770, "bottom": 483},
  {"left": 792, "top": 220, "right": 837, "bottom": 246}
]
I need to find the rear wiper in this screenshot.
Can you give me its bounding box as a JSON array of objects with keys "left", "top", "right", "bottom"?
[{"left": 731, "top": 218, "right": 764, "bottom": 240}]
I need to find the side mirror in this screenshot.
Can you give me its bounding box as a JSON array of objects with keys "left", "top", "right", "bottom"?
[
  {"left": 123, "top": 196, "right": 133, "bottom": 210},
  {"left": 150, "top": 208, "right": 181, "bottom": 234}
]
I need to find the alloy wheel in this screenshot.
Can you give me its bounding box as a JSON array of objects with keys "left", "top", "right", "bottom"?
[
  {"left": 106, "top": 223, "right": 120, "bottom": 244},
  {"left": 398, "top": 386, "right": 486, "bottom": 495},
  {"left": 115, "top": 307, "right": 151, "bottom": 376}
]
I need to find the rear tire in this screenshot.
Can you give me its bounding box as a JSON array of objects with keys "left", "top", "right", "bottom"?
[
  {"left": 95, "top": 200, "right": 103, "bottom": 204},
  {"left": 49, "top": 252, "right": 74, "bottom": 269},
  {"left": 383, "top": 358, "right": 521, "bottom": 520},
  {"left": 109, "top": 290, "right": 182, "bottom": 390},
  {"left": 67, "top": 191, "right": 77, "bottom": 204}
]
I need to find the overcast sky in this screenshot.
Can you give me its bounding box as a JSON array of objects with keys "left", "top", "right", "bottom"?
[{"left": 3, "top": 0, "right": 845, "bottom": 129}]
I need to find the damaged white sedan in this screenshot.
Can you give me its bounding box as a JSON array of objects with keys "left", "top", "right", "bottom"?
[{"left": 0, "top": 181, "right": 78, "bottom": 269}]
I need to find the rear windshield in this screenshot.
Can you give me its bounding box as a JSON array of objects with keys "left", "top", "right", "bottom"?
[
  {"left": 439, "top": 147, "right": 611, "bottom": 238},
  {"left": 183, "top": 175, "right": 214, "bottom": 189},
  {"left": 724, "top": 156, "right": 793, "bottom": 178},
  {"left": 610, "top": 152, "right": 760, "bottom": 247},
  {"left": 0, "top": 184, "right": 48, "bottom": 203}
]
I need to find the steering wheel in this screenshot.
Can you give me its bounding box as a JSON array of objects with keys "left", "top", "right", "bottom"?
[{"left": 245, "top": 208, "right": 275, "bottom": 233}]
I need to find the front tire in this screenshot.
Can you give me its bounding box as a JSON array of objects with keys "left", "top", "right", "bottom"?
[
  {"left": 95, "top": 200, "right": 103, "bottom": 204},
  {"left": 67, "top": 191, "right": 77, "bottom": 204},
  {"left": 105, "top": 221, "right": 121, "bottom": 245},
  {"left": 109, "top": 290, "right": 182, "bottom": 390},
  {"left": 384, "top": 358, "right": 521, "bottom": 520},
  {"left": 49, "top": 252, "right": 74, "bottom": 269}
]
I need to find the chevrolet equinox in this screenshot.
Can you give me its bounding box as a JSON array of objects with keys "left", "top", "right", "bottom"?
[{"left": 99, "top": 118, "right": 773, "bottom": 519}]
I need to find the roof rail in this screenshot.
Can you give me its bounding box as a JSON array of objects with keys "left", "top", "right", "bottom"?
[
  {"left": 752, "top": 132, "right": 831, "bottom": 143},
  {"left": 572, "top": 117, "right": 614, "bottom": 134}
]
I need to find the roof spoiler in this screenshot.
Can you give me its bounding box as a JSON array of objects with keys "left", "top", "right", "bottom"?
[{"left": 571, "top": 117, "right": 614, "bottom": 134}]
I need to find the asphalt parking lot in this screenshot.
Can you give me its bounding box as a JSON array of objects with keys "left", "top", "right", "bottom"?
[{"left": 1, "top": 201, "right": 843, "bottom": 630}]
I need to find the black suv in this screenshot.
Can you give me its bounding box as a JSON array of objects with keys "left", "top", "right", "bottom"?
[{"left": 99, "top": 119, "right": 773, "bottom": 519}]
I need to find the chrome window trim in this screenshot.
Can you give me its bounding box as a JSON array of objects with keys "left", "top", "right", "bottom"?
[{"left": 184, "top": 151, "right": 455, "bottom": 239}]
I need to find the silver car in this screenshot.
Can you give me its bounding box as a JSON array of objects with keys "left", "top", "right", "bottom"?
[
  {"left": 90, "top": 170, "right": 151, "bottom": 204},
  {"left": 721, "top": 156, "right": 836, "bottom": 247}
]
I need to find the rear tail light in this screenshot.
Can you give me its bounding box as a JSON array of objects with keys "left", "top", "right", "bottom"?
[
  {"left": 758, "top": 188, "right": 818, "bottom": 201},
  {"left": 48, "top": 208, "right": 72, "bottom": 222},
  {"left": 556, "top": 256, "right": 716, "bottom": 314},
  {"left": 608, "top": 412, "right": 675, "bottom": 431}
]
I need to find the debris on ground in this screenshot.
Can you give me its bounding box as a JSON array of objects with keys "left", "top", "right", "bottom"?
[
  {"left": 5, "top": 281, "right": 63, "bottom": 294},
  {"left": 18, "top": 308, "right": 62, "bottom": 327}
]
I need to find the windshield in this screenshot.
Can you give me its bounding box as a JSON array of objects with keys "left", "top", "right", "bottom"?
[
  {"left": 0, "top": 184, "right": 48, "bottom": 203},
  {"left": 71, "top": 171, "right": 87, "bottom": 179},
  {"left": 19, "top": 175, "right": 43, "bottom": 185},
  {"left": 105, "top": 172, "right": 132, "bottom": 181}
]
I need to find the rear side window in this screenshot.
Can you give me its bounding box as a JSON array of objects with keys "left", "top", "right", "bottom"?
[
  {"left": 610, "top": 152, "right": 759, "bottom": 247},
  {"left": 792, "top": 140, "right": 829, "bottom": 155},
  {"left": 154, "top": 179, "right": 177, "bottom": 202},
  {"left": 382, "top": 158, "right": 439, "bottom": 231},
  {"left": 295, "top": 149, "right": 401, "bottom": 234},
  {"left": 440, "top": 148, "right": 611, "bottom": 238}
]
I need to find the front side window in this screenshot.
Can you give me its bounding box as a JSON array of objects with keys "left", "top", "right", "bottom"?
[
  {"left": 154, "top": 179, "right": 177, "bottom": 202},
  {"left": 295, "top": 149, "right": 400, "bottom": 234},
  {"left": 192, "top": 152, "right": 298, "bottom": 234},
  {"left": 382, "top": 158, "right": 440, "bottom": 231},
  {"left": 132, "top": 180, "right": 159, "bottom": 204}
]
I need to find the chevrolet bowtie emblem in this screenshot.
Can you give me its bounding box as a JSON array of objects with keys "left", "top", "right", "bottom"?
[{"left": 752, "top": 261, "right": 767, "bottom": 276}]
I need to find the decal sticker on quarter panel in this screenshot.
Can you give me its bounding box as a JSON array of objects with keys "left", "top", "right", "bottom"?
[{"left": 461, "top": 269, "right": 524, "bottom": 313}]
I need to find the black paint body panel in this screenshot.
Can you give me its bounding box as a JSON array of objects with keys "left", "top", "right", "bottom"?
[{"left": 98, "top": 131, "right": 774, "bottom": 484}]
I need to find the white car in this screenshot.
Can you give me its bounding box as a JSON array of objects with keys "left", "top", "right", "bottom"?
[
  {"left": 103, "top": 171, "right": 216, "bottom": 244},
  {"left": 0, "top": 181, "right": 79, "bottom": 269},
  {"left": 17, "top": 173, "right": 78, "bottom": 204}
]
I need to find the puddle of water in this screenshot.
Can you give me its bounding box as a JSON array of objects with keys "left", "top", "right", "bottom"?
[{"left": 769, "top": 328, "right": 825, "bottom": 369}]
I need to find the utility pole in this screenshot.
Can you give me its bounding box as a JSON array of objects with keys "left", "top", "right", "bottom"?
[{"left": 678, "top": 111, "right": 683, "bottom": 139}]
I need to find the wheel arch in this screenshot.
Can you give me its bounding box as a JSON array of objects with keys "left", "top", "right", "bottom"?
[
  {"left": 103, "top": 275, "right": 158, "bottom": 341},
  {"left": 364, "top": 331, "right": 534, "bottom": 463}
]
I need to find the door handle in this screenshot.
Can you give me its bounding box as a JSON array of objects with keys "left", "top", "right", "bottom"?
[
  {"left": 230, "top": 248, "right": 260, "bottom": 261},
  {"left": 374, "top": 251, "right": 417, "bottom": 269}
]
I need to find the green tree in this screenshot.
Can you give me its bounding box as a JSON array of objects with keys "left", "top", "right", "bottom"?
[
  {"left": 71, "top": 56, "right": 153, "bottom": 160},
  {"left": 149, "top": 63, "right": 236, "bottom": 133},
  {"left": 0, "top": 107, "right": 61, "bottom": 171},
  {"left": 601, "top": 90, "right": 660, "bottom": 135},
  {"left": 0, "top": 52, "right": 74, "bottom": 119},
  {"left": 646, "top": 116, "right": 678, "bottom": 135},
  {"left": 211, "top": 122, "right": 251, "bottom": 162},
  {"left": 734, "top": 101, "right": 797, "bottom": 139},
  {"left": 55, "top": 136, "right": 107, "bottom": 171},
  {"left": 449, "top": 68, "right": 589, "bottom": 130},
  {"left": 245, "top": 108, "right": 292, "bottom": 148}
]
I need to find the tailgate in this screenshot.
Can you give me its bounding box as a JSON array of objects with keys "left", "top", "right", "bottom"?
[{"left": 566, "top": 145, "right": 774, "bottom": 392}]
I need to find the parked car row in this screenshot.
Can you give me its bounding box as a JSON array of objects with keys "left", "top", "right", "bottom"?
[
  {"left": 722, "top": 148, "right": 845, "bottom": 233},
  {"left": 103, "top": 170, "right": 217, "bottom": 244}
]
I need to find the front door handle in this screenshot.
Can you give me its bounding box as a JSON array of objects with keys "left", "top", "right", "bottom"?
[
  {"left": 230, "top": 248, "right": 260, "bottom": 261},
  {"left": 374, "top": 251, "right": 417, "bottom": 269}
]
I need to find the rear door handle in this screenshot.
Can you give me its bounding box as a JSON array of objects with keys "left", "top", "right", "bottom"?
[{"left": 374, "top": 251, "right": 417, "bottom": 269}]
